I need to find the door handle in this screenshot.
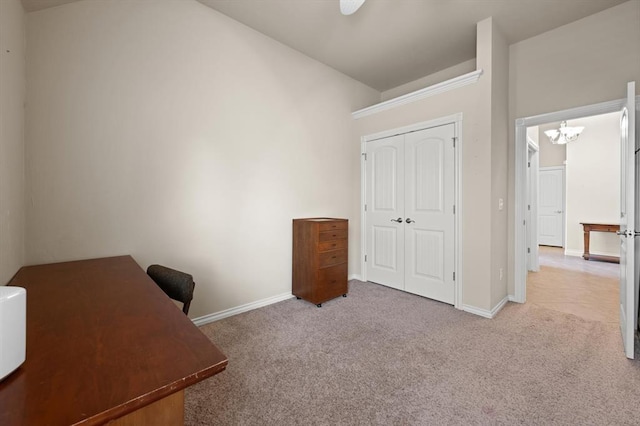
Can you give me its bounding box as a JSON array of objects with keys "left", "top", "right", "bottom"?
[
  {"left": 406, "top": 218, "right": 415, "bottom": 224},
  {"left": 391, "top": 218, "right": 403, "bottom": 223}
]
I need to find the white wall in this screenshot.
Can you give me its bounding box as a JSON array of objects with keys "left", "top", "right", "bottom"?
[
  {"left": 0, "top": 0, "right": 26, "bottom": 285},
  {"left": 565, "top": 112, "right": 621, "bottom": 257},
  {"left": 25, "top": 0, "right": 379, "bottom": 318},
  {"left": 508, "top": 0, "right": 640, "bottom": 293}
]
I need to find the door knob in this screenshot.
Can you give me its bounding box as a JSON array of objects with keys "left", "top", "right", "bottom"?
[
  {"left": 406, "top": 218, "right": 415, "bottom": 224},
  {"left": 391, "top": 218, "right": 403, "bottom": 223}
]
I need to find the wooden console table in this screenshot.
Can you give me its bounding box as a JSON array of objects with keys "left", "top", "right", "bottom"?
[
  {"left": 580, "top": 222, "right": 620, "bottom": 263},
  {"left": 0, "top": 256, "right": 228, "bottom": 425}
]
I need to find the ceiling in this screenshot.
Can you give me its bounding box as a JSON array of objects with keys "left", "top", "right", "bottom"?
[{"left": 22, "top": 0, "right": 628, "bottom": 92}]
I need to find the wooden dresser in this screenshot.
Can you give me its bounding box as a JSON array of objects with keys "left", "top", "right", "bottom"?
[{"left": 292, "top": 218, "right": 348, "bottom": 307}]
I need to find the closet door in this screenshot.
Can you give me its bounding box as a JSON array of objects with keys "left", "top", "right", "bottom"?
[
  {"left": 403, "top": 125, "right": 455, "bottom": 304},
  {"left": 365, "top": 135, "right": 405, "bottom": 290},
  {"left": 365, "top": 124, "right": 456, "bottom": 305}
]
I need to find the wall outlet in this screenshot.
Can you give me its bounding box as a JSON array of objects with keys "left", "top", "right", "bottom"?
[
  {"left": 498, "top": 198, "right": 504, "bottom": 211},
  {"left": 499, "top": 268, "right": 504, "bottom": 280}
]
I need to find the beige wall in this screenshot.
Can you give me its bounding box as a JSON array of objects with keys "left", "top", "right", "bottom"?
[
  {"left": 565, "top": 112, "right": 621, "bottom": 257},
  {"left": 488, "top": 19, "right": 509, "bottom": 309},
  {"left": 25, "top": 0, "right": 379, "bottom": 317},
  {"left": 381, "top": 59, "right": 476, "bottom": 102},
  {"left": 538, "top": 123, "right": 567, "bottom": 167},
  {"left": 353, "top": 18, "right": 507, "bottom": 312},
  {"left": 0, "top": 0, "right": 26, "bottom": 285},
  {"left": 508, "top": 0, "right": 640, "bottom": 292}
]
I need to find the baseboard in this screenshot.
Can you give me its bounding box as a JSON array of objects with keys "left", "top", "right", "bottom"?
[
  {"left": 192, "top": 292, "right": 295, "bottom": 327},
  {"left": 463, "top": 296, "right": 509, "bottom": 319},
  {"left": 348, "top": 274, "right": 363, "bottom": 282},
  {"left": 564, "top": 249, "right": 619, "bottom": 258}
]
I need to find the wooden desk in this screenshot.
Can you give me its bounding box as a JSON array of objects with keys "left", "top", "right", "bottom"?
[
  {"left": 0, "top": 256, "right": 227, "bottom": 425},
  {"left": 580, "top": 223, "right": 620, "bottom": 263}
]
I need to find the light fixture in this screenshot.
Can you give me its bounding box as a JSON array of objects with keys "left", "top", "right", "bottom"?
[
  {"left": 340, "top": 0, "right": 366, "bottom": 16},
  {"left": 544, "top": 121, "right": 585, "bottom": 145}
]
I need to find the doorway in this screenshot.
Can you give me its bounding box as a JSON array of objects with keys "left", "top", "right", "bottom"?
[
  {"left": 514, "top": 84, "right": 639, "bottom": 358},
  {"left": 514, "top": 97, "right": 631, "bottom": 303},
  {"left": 528, "top": 112, "right": 621, "bottom": 325}
]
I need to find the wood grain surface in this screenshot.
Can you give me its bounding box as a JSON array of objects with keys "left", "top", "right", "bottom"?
[{"left": 0, "top": 256, "right": 227, "bottom": 426}]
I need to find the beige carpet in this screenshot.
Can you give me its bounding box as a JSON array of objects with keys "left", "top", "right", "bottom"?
[{"left": 187, "top": 280, "right": 640, "bottom": 425}]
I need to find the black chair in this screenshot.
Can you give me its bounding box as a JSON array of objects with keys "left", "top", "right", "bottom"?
[{"left": 147, "top": 264, "right": 195, "bottom": 315}]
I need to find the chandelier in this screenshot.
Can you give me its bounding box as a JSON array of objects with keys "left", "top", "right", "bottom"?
[{"left": 544, "top": 121, "right": 585, "bottom": 145}]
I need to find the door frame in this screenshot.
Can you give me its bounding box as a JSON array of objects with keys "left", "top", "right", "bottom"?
[
  {"left": 527, "top": 138, "right": 540, "bottom": 272},
  {"left": 514, "top": 97, "right": 636, "bottom": 303},
  {"left": 538, "top": 165, "right": 566, "bottom": 249},
  {"left": 360, "top": 113, "right": 463, "bottom": 309}
]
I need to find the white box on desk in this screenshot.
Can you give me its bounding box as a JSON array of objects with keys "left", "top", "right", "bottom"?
[{"left": 0, "top": 286, "right": 26, "bottom": 381}]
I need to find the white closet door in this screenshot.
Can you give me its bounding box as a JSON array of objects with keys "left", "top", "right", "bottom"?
[
  {"left": 365, "top": 124, "right": 455, "bottom": 304},
  {"left": 365, "top": 135, "right": 405, "bottom": 290},
  {"left": 403, "top": 125, "right": 455, "bottom": 304}
]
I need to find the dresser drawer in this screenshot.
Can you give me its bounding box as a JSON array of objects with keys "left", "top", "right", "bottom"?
[
  {"left": 316, "top": 264, "right": 347, "bottom": 299},
  {"left": 319, "top": 229, "right": 347, "bottom": 242},
  {"left": 318, "top": 249, "right": 347, "bottom": 268},
  {"left": 318, "top": 221, "right": 348, "bottom": 231},
  {"left": 318, "top": 239, "right": 348, "bottom": 252}
]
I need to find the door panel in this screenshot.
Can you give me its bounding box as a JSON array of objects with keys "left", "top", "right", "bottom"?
[
  {"left": 403, "top": 125, "right": 455, "bottom": 304},
  {"left": 538, "top": 168, "right": 564, "bottom": 247},
  {"left": 366, "top": 136, "right": 404, "bottom": 288},
  {"left": 619, "top": 81, "right": 636, "bottom": 359}
]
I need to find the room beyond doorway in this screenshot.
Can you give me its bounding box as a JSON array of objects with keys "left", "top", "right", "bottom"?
[{"left": 527, "top": 246, "right": 618, "bottom": 325}]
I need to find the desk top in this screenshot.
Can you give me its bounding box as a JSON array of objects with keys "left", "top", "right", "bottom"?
[
  {"left": 579, "top": 223, "right": 620, "bottom": 230},
  {"left": 0, "top": 256, "right": 228, "bottom": 425}
]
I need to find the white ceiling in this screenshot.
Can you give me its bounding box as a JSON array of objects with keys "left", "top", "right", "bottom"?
[{"left": 22, "top": 0, "right": 628, "bottom": 92}]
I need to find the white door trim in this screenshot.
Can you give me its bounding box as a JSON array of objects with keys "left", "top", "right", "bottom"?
[
  {"left": 527, "top": 139, "right": 540, "bottom": 272},
  {"left": 361, "top": 113, "right": 463, "bottom": 309},
  {"left": 514, "top": 98, "right": 631, "bottom": 303}
]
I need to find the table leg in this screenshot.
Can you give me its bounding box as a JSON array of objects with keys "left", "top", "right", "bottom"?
[{"left": 583, "top": 227, "right": 590, "bottom": 260}]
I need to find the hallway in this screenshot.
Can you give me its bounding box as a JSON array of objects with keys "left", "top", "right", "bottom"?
[{"left": 527, "top": 246, "right": 619, "bottom": 324}]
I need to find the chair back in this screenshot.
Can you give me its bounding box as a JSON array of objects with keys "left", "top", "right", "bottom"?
[{"left": 147, "top": 264, "right": 195, "bottom": 314}]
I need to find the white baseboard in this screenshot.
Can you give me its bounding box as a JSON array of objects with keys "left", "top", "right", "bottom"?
[
  {"left": 192, "top": 292, "right": 295, "bottom": 327},
  {"left": 564, "top": 249, "right": 619, "bottom": 258},
  {"left": 463, "top": 296, "right": 509, "bottom": 319},
  {"left": 348, "top": 274, "right": 363, "bottom": 281}
]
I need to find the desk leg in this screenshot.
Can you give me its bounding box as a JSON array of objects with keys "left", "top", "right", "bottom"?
[
  {"left": 110, "top": 390, "right": 184, "bottom": 426},
  {"left": 583, "top": 228, "right": 590, "bottom": 260}
]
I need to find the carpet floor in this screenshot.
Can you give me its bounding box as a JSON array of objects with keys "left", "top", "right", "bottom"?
[{"left": 186, "top": 280, "right": 640, "bottom": 425}]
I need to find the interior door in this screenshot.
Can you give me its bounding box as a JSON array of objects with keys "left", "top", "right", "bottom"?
[
  {"left": 365, "top": 135, "right": 405, "bottom": 290},
  {"left": 538, "top": 167, "right": 564, "bottom": 247},
  {"left": 403, "top": 125, "right": 455, "bottom": 304},
  {"left": 619, "top": 81, "right": 636, "bottom": 359}
]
